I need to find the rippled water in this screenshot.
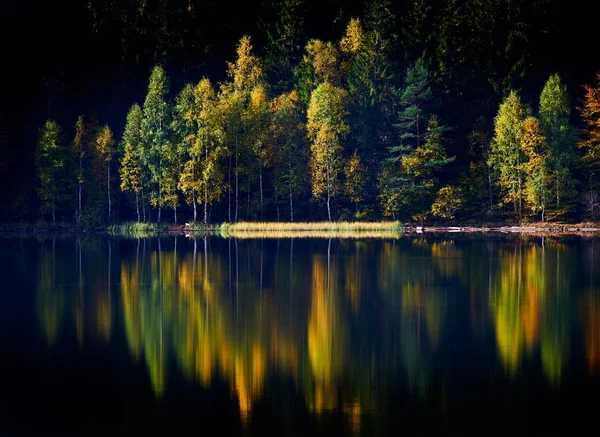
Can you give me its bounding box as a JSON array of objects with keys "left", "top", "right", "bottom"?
[{"left": 1, "top": 234, "right": 600, "bottom": 435}]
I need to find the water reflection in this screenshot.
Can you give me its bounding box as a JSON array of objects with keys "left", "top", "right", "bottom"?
[{"left": 27, "top": 235, "right": 600, "bottom": 432}]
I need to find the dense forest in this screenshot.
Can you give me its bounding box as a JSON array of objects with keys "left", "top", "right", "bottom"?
[{"left": 4, "top": 0, "right": 600, "bottom": 224}]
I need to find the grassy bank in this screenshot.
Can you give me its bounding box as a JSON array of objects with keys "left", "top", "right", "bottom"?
[{"left": 219, "top": 221, "right": 403, "bottom": 239}]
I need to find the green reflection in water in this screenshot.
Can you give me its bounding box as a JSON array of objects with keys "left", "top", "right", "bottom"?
[{"left": 33, "top": 235, "right": 600, "bottom": 432}]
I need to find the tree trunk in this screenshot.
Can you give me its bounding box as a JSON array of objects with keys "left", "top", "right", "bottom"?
[
  {"left": 157, "top": 184, "right": 162, "bottom": 224},
  {"left": 136, "top": 192, "right": 140, "bottom": 222},
  {"left": 228, "top": 155, "right": 232, "bottom": 222},
  {"left": 78, "top": 184, "right": 82, "bottom": 224},
  {"left": 107, "top": 163, "right": 111, "bottom": 222},
  {"left": 204, "top": 189, "right": 208, "bottom": 225},
  {"left": 174, "top": 205, "right": 177, "bottom": 224},
  {"left": 141, "top": 187, "right": 146, "bottom": 222},
  {"left": 235, "top": 144, "right": 239, "bottom": 222},
  {"left": 289, "top": 178, "right": 294, "bottom": 222},
  {"left": 488, "top": 166, "right": 493, "bottom": 212},
  {"left": 259, "top": 164, "right": 263, "bottom": 220},
  {"left": 327, "top": 190, "right": 331, "bottom": 222}
]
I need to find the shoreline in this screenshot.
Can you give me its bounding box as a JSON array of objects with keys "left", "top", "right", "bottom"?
[{"left": 2, "top": 222, "right": 600, "bottom": 237}]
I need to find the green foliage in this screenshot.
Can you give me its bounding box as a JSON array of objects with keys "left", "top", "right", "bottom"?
[
  {"left": 539, "top": 73, "right": 577, "bottom": 216},
  {"left": 141, "top": 65, "right": 171, "bottom": 221},
  {"left": 489, "top": 90, "right": 530, "bottom": 216},
  {"left": 521, "top": 117, "right": 549, "bottom": 220},
  {"left": 431, "top": 185, "right": 465, "bottom": 220},
  {"left": 270, "top": 90, "right": 307, "bottom": 221},
  {"left": 262, "top": 0, "right": 305, "bottom": 94},
  {"left": 307, "top": 82, "right": 349, "bottom": 220},
  {"left": 36, "top": 120, "right": 69, "bottom": 223}
]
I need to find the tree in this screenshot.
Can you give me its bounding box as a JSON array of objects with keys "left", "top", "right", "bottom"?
[
  {"left": 176, "top": 78, "right": 225, "bottom": 224},
  {"left": 173, "top": 83, "right": 200, "bottom": 221},
  {"left": 120, "top": 104, "right": 144, "bottom": 222},
  {"left": 262, "top": 0, "right": 305, "bottom": 94},
  {"left": 399, "top": 115, "right": 453, "bottom": 215},
  {"left": 344, "top": 149, "right": 367, "bottom": 216},
  {"left": 296, "top": 39, "right": 341, "bottom": 105},
  {"left": 73, "top": 116, "right": 85, "bottom": 223},
  {"left": 36, "top": 120, "right": 68, "bottom": 223},
  {"left": 95, "top": 124, "right": 115, "bottom": 222},
  {"left": 521, "top": 117, "right": 549, "bottom": 221},
  {"left": 141, "top": 65, "right": 171, "bottom": 223},
  {"left": 489, "top": 90, "right": 529, "bottom": 216},
  {"left": 339, "top": 12, "right": 396, "bottom": 206},
  {"left": 578, "top": 73, "right": 600, "bottom": 198},
  {"left": 270, "top": 90, "right": 307, "bottom": 221},
  {"left": 464, "top": 117, "right": 494, "bottom": 216},
  {"left": 246, "top": 84, "right": 272, "bottom": 219},
  {"left": 220, "top": 36, "right": 264, "bottom": 221},
  {"left": 381, "top": 59, "right": 438, "bottom": 217},
  {"left": 431, "top": 185, "right": 464, "bottom": 220},
  {"left": 539, "top": 73, "right": 576, "bottom": 216},
  {"left": 307, "top": 82, "right": 349, "bottom": 220}
]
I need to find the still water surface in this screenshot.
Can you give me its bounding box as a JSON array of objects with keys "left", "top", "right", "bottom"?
[{"left": 1, "top": 234, "right": 600, "bottom": 435}]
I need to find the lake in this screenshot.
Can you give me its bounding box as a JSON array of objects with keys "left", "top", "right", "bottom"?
[{"left": 1, "top": 234, "right": 600, "bottom": 435}]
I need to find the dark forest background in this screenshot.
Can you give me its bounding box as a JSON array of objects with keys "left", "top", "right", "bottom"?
[{"left": 1, "top": 0, "right": 600, "bottom": 223}]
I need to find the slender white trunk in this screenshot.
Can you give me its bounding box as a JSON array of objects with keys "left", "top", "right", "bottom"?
[
  {"left": 259, "top": 164, "right": 263, "bottom": 220},
  {"left": 193, "top": 197, "right": 197, "bottom": 223},
  {"left": 107, "top": 163, "right": 111, "bottom": 222},
  {"left": 228, "top": 156, "right": 232, "bottom": 222},
  {"left": 136, "top": 192, "right": 140, "bottom": 222}
]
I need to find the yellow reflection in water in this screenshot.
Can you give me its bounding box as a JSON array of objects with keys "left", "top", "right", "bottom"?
[{"left": 489, "top": 240, "right": 570, "bottom": 384}]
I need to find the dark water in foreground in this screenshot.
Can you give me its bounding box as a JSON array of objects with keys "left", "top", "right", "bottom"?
[{"left": 1, "top": 234, "right": 600, "bottom": 435}]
